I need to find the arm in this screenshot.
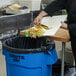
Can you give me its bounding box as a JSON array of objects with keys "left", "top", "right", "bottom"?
[
  {"left": 61, "top": 22, "right": 76, "bottom": 36},
  {"left": 44, "top": 0, "right": 66, "bottom": 16},
  {"left": 34, "top": 0, "right": 66, "bottom": 24}
]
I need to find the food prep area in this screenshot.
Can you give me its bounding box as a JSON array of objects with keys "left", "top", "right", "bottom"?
[{"left": 0, "top": 0, "right": 76, "bottom": 76}]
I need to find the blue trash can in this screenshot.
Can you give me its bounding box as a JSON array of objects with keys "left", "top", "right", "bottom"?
[{"left": 2, "top": 36, "right": 58, "bottom": 76}]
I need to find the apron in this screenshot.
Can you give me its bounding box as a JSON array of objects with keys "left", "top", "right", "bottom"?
[{"left": 66, "top": 0, "right": 76, "bottom": 63}]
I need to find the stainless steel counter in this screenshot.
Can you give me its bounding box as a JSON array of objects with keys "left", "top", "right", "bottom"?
[{"left": 0, "top": 13, "right": 31, "bottom": 33}]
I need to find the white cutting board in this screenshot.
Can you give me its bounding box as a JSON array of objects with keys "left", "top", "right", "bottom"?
[{"left": 41, "top": 15, "right": 67, "bottom": 36}]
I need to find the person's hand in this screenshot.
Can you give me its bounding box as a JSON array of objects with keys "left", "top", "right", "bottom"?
[
  {"left": 34, "top": 11, "right": 48, "bottom": 24},
  {"left": 61, "top": 22, "right": 68, "bottom": 29},
  {"left": 34, "top": 15, "right": 43, "bottom": 24}
]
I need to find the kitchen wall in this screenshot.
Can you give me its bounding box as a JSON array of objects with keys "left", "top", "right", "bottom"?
[
  {"left": 0, "top": 0, "right": 18, "bottom": 8},
  {"left": 17, "top": 0, "right": 55, "bottom": 11},
  {"left": 0, "top": 0, "right": 54, "bottom": 10},
  {"left": 17, "top": 0, "right": 42, "bottom": 11},
  {"left": 42, "top": 0, "right": 54, "bottom": 4}
]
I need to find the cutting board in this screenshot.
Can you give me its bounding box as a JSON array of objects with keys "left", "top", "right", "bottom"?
[{"left": 20, "top": 15, "right": 67, "bottom": 37}]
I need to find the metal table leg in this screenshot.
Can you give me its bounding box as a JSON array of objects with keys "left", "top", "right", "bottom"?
[{"left": 61, "top": 42, "right": 66, "bottom": 76}]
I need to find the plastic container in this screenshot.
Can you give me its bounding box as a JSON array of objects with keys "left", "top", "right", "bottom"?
[{"left": 2, "top": 36, "right": 58, "bottom": 76}]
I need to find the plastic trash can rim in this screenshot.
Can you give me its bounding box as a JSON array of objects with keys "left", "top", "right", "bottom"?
[{"left": 2, "top": 36, "right": 53, "bottom": 54}]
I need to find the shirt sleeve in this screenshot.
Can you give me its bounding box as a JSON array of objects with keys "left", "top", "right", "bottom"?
[{"left": 44, "top": 0, "right": 66, "bottom": 16}]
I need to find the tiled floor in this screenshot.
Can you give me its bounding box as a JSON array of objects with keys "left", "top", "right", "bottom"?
[{"left": 0, "top": 41, "right": 73, "bottom": 76}]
